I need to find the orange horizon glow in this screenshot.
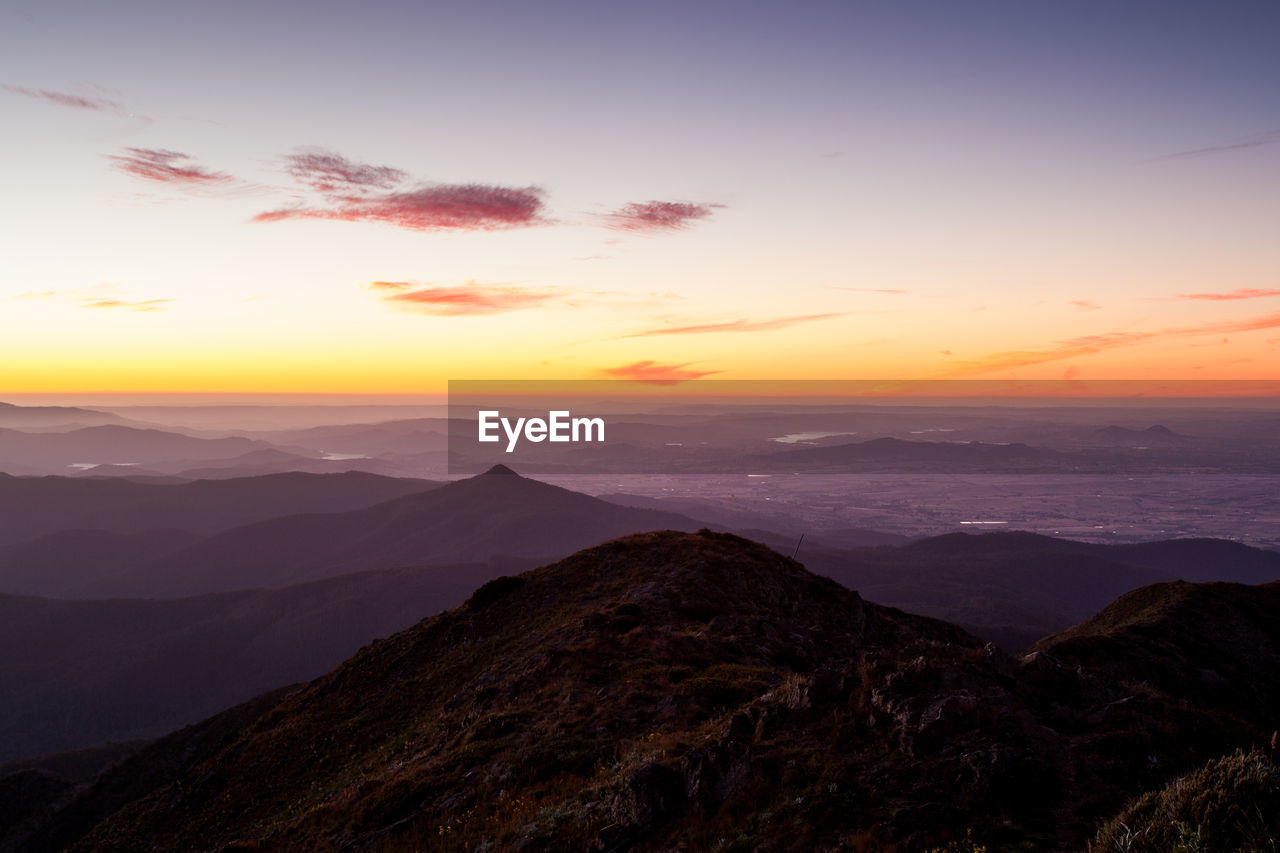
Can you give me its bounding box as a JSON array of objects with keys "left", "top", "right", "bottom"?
[{"left": 4, "top": 4, "right": 1279, "bottom": 399}]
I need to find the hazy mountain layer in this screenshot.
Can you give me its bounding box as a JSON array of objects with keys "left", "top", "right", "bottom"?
[
  {"left": 90, "top": 466, "right": 704, "bottom": 597},
  {"left": 0, "top": 562, "right": 511, "bottom": 764},
  {"left": 0, "top": 470, "right": 437, "bottom": 547}
]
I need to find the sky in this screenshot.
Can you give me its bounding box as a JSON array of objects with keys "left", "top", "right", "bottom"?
[{"left": 2, "top": 0, "right": 1278, "bottom": 396}]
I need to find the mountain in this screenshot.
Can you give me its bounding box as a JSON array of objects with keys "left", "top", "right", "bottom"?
[
  {"left": 1093, "top": 424, "right": 1188, "bottom": 445},
  {"left": 0, "top": 529, "right": 202, "bottom": 597},
  {"left": 0, "top": 561, "right": 506, "bottom": 763},
  {"left": 252, "top": 418, "right": 450, "bottom": 456},
  {"left": 0, "top": 404, "right": 126, "bottom": 431},
  {"left": 1033, "top": 579, "right": 1280, "bottom": 729},
  {"left": 0, "top": 470, "right": 438, "bottom": 547},
  {"left": 801, "top": 531, "right": 1280, "bottom": 651},
  {"left": 0, "top": 425, "right": 298, "bottom": 475},
  {"left": 91, "top": 465, "right": 706, "bottom": 598},
  {"left": 163, "top": 448, "right": 413, "bottom": 479},
  {"left": 7, "top": 532, "right": 1280, "bottom": 852}
]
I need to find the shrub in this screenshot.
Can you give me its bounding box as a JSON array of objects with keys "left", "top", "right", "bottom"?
[{"left": 1093, "top": 748, "right": 1280, "bottom": 852}]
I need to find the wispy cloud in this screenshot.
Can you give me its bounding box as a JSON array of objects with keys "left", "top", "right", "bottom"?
[
  {"left": 82, "top": 298, "right": 171, "bottom": 312},
  {"left": 373, "top": 281, "right": 557, "bottom": 315},
  {"left": 1149, "top": 129, "right": 1280, "bottom": 162},
  {"left": 110, "top": 148, "right": 233, "bottom": 184},
  {"left": 1171, "top": 288, "right": 1280, "bottom": 301},
  {"left": 949, "top": 311, "right": 1280, "bottom": 374},
  {"left": 7, "top": 286, "right": 170, "bottom": 311},
  {"left": 4, "top": 84, "right": 125, "bottom": 113},
  {"left": 624, "top": 312, "right": 844, "bottom": 337},
  {"left": 602, "top": 201, "right": 720, "bottom": 232},
  {"left": 831, "top": 287, "right": 908, "bottom": 295},
  {"left": 1070, "top": 300, "right": 1101, "bottom": 311},
  {"left": 256, "top": 184, "right": 546, "bottom": 231},
  {"left": 284, "top": 148, "right": 407, "bottom": 195},
  {"left": 601, "top": 360, "right": 719, "bottom": 383}
]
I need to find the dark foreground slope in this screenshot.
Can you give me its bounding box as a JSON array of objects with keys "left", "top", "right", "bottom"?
[
  {"left": 7, "top": 532, "right": 1280, "bottom": 852},
  {"left": 1033, "top": 579, "right": 1280, "bottom": 730}
]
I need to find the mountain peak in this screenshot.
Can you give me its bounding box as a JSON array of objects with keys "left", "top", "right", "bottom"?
[{"left": 481, "top": 463, "right": 520, "bottom": 476}]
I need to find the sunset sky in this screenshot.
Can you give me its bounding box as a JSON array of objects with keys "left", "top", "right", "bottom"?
[{"left": 2, "top": 0, "right": 1279, "bottom": 396}]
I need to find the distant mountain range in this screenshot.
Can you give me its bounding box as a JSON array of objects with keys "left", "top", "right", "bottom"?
[
  {"left": 0, "top": 420, "right": 443, "bottom": 479},
  {"left": 0, "top": 467, "right": 1275, "bottom": 769},
  {"left": 4, "top": 530, "right": 1278, "bottom": 851},
  {"left": 0, "top": 425, "right": 278, "bottom": 474},
  {"left": 802, "top": 530, "right": 1280, "bottom": 651},
  {"left": 76, "top": 465, "right": 705, "bottom": 598},
  {"left": 1092, "top": 423, "right": 1186, "bottom": 444},
  {"left": 0, "top": 470, "right": 437, "bottom": 547},
  {"left": 0, "top": 467, "right": 707, "bottom": 760},
  {"left": 4, "top": 401, "right": 1278, "bottom": 478},
  {"left": 0, "top": 404, "right": 126, "bottom": 431}
]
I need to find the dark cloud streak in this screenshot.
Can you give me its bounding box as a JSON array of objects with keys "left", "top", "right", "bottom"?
[
  {"left": 603, "top": 201, "right": 720, "bottom": 232},
  {"left": 255, "top": 184, "right": 546, "bottom": 231},
  {"left": 1149, "top": 129, "right": 1280, "bottom": 162},
  {"left": 284, "top": 149, "right": 407, "bottom": 195},
  {"left": 4, "top": 85, "right": 125, "bottom": 113}
]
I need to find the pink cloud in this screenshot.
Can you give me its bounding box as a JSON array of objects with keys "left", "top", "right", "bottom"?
[
  {"left": 284, "top": 149, "right": 407, "bottom": 195},
  {"left": 376, "top": 281, "right": 557, "bottom": 315},
  {"left": 949, "top": 311, "right": 1280, "bottom": 374},
  {"left": 1070, "top": 300, "right": 1101, "bottom": 310},
  {"left": 110, "top": 148, "right": 232, "bottom": 184},
  {"left": 1172, "top": 288, "right": 1280, "bottom": 301},
  {"left": 625, "top": 313, "right": 843, "bottom": 337},
  {"left": 255, "top": 184, "right": 546, "bottom": 231},
  {"left": 601, "top": 360, "right": 719, "bottom": 383},
  {"left": 4, "top": 85, "right": 124, "bottom": 112},
  {"left": 602, "top": 201, "right": 720, "bottom": 232}
]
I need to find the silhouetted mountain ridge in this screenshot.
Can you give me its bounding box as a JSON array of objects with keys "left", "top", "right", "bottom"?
[
  {"left": 96, "top": 466, "right": 706, "bottom": 597},
  {"left": 8, "top": 531, "right": 1280, "bottom": 851}
]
